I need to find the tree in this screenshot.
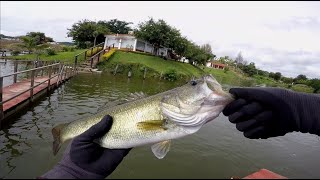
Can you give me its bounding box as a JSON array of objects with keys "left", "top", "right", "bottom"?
[
  {"left": 268, "top": 72, "right": 281, "bottom": 81},
  {"left": 235, "top": 52, "right": 244, "bottom": 65},
  {"left": 308, "top": 78, "right": 320, "bottom": 93},
  {"left": 294, "top": 74, "right": 308, "bottom": 84},
  {"left": 98, "top": 19, "right": 133, "bottom": 34},
  {"left": 17, "top": 36, "right": 37, "bottom": 54},
  {"left": 274, "top": 72, "right": 282, "bottom": 81},
  {"left": 134, "top": 18, "right": 181, "bottom": 55},
  {"left": 240, "top": 62, "right": 257, "bottom": 77},
  {"left": 17, "top": 36, "right": 49, "bottom": 59},
  {"left": 93, "top": 24, "right": 109, "bottom": 46},
  {"left": 26, "top": 32, "right": 54, "bottom": 45},
  {"left": 67, "top": 19, "right": 110, "bottom": 48},
  {"left": 201, "top": 43, "right": 214, "bottom": 60},
  {"left": 281, "top": 77, "right": 294, "bottom": 84}
]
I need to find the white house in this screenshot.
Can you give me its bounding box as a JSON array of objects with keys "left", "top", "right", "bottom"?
[{"left": 103, "top": 33, "right": 169, "bottom": 57}]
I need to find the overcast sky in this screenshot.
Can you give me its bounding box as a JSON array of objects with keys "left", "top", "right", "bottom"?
[{"left": 1, "top": 1, "right": 320, "bottom": 78}]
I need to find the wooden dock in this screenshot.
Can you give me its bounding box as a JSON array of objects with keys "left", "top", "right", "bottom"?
[{"left": 0, "top": 62, "right": 78, "bottom": 128}]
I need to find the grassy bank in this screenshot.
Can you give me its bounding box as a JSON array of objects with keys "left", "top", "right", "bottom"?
[
  {"left": 97, "top": 50, "right": 315, "bottom": 93},
  {"left": 201, "top": 66, "right": 255, "bottom": 87},
  {"left": 97, "top": 51, "right": 205, "bottom": 81},
  {"left": 5, "top": 49, "right": 85, "bottom": 63}
]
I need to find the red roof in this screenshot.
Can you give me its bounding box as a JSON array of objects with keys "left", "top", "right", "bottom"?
[{"left": 211, "top": 63, "right": 226, "bottom": 67}]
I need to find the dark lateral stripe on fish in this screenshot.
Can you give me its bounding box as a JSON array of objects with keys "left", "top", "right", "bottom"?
[{"left": 137, "top": 120, "right": 166, "bottom": 131}]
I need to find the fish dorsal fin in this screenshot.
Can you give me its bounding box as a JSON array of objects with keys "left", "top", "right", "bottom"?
[
  {"left": 151, "top": 140, "right": 171, "bottom": 159},
  {"left": 97, "top": 98, "right": 128, "bottom": 113},
  {"left": 123, "top": 91, "right": 147, "bottom": 102}
]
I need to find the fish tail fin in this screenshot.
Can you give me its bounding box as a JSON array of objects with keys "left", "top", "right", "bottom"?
[{"left": 52, "top": 123, "right": 69, "bottom": 156}]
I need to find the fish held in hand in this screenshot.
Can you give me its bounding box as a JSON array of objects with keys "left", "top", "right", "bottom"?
[{"left": 51, "top": 74, "right": 234, "bottom": 159}]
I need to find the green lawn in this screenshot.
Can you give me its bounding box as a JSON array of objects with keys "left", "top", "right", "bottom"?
[
  {"left": 99, "top": 51, "right": 205, "bottom": 78},
  {"left": 201, "top": 66, "right": 255, "bottom": 86},
  {"left": 6, "top": 49, "right": 86, "bottom": 63}
]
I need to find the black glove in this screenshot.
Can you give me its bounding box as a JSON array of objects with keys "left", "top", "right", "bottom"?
[
  {"left": 42, "top": 115, "right": 131, "bottom": 179},
  {"left": 223, "top": 87, "right": 320, "bottom": 139}
]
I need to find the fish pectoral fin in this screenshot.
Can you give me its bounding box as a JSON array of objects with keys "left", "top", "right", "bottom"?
[
  {"left": 137, "top": 120, "right": 166, "bottom": 131},
  {"left": 151, "top": 140, "right": 171, "bottom": 159}
]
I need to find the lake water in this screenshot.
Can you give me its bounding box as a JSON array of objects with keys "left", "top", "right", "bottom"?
[{"left": 0, "top": 63, "right": 320, "bottom": 179}]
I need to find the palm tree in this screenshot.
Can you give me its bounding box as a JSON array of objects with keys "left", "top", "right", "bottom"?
[
  {"left": 18, "top": 36, "right": 49, "bottom": 60},
  {"left": 18, "top": 36, "right": 36, "bottom": 54}
]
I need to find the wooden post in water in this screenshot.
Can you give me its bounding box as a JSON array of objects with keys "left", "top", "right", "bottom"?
[
  {"left": 0, "top": 76, "right": 4, "bottom": 126},
  {"left": 97, "top": 52, "right": 100, "bottom": 64},
  {"left": 41, "top": 61, "right": 45, "bottom": 76},
  {"left": 74, "top": 56, "right": 78, "bottom": 74},
  {"left": 67, "top": 65, "right": 70, "bottom": 79},
  {"left": 64, "top": 64, "right": 66, "bottom": 81},
  {"left": 30, "top": 70, "right": 35, "bottom": 102},
  {"left": 113, "top": 64, "right": 119, "bottom": 76},
  {"left": 143, "top": 67, "right": 147, "bottom": 79},
  {"left": 48, "top": 65, "right": 52, "bottom": 93},
  {"left": 13, "top": 61, "right": 18, "bottom": 83}
]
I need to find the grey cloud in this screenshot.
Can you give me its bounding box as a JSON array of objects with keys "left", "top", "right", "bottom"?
[
  {"left": 265, "top": 16, "right": 320, "bottom": 31},
  {"left": 1, "top": 16, "right": 74, "bottom": 41},
  {"left": 216, "top": 43, "right": 320, "bottom": 78}
]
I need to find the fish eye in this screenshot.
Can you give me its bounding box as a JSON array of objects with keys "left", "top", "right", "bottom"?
[{"left": 191, "top": 80, "right": 197, "bottom": 86}]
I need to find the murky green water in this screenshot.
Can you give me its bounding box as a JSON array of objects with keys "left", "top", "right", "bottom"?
[{"left": 1, "top": 71, "right": 320, "bottom": 179}]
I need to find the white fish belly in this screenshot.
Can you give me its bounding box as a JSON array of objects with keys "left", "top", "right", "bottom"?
[{"left": 100, "top": 125, "right": 188, "bottom": 149}]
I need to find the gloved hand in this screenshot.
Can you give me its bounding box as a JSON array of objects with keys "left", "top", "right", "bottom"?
[
  {"left": 223, "top": 87, "right": 320, "bottom": 139},
  {"left": 42, "top": 115, "right": 131, "bottom": 179}
]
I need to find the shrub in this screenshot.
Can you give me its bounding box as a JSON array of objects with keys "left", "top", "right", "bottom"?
[
  {"left": 45, "top": 48, "right": 56, "bottom": 56},
  {"left": 69, "top": 46, "right": 75, "bottom": 52},
  {"left": 62, "top": 46, "right": 76, "bottom": 52},
  {"left": 102, "top": 48, "right": 116, "bottom": 61},
  {"left": 117, "top": 49, "right": 154, "bottom": 56},
  {"left": 86, "top": 47, "right": 103, "bottom": 57},
  {"left": 224, "top": 66, "right": 229, "bottom": 73},
  {"left": 163, "top": 69, "right": 177, "bottom": 81},
  {"left": 11, "top": 50, "right": 20, "bottom": 56},
  {"left": 62, "top": 46, "right": 69, "bottom": 52}
]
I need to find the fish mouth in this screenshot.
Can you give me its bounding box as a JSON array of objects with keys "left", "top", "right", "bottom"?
[{"left": 160, "top": 75, "right": 234, "bottom": 130}]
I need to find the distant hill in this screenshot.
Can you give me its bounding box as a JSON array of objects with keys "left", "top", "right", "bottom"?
[
  {"left": 0, "top": 34, "right": 15, "bottom": 39},
  {"left": 57, "top": 42, "right": 75, "bottom": 46}
]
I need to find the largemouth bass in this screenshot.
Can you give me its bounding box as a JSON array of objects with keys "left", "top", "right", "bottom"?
[{"left": 51, "top": 74, "right": 234, "bottom": 159}]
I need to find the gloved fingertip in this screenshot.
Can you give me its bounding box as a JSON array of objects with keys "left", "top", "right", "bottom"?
[
  {"left": 229, "top": 88, "right": 250, "bottom": 99},
  {"left": 243, "top": 126, "right": 264, "bottom": 139},
  {"left": 96, "top": 115, "right": 113, "bottom": 133},
  {"left": 81, "top": 115, "right": 114, "bottom": 140},
  {"left": 223, "top": 98, "right": 247, "bottom": 116},
  {"left": 101, "top": 115, "right": 113, "bottom": 129}
]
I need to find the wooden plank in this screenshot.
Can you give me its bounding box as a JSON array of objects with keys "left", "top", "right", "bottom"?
[{"left": 2, "top": 75, "right": 61, "bottom": 112}]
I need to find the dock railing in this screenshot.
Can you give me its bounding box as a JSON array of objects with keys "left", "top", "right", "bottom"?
[{"left": 0, "top": 61, "right": 77, "bottom": 122}]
